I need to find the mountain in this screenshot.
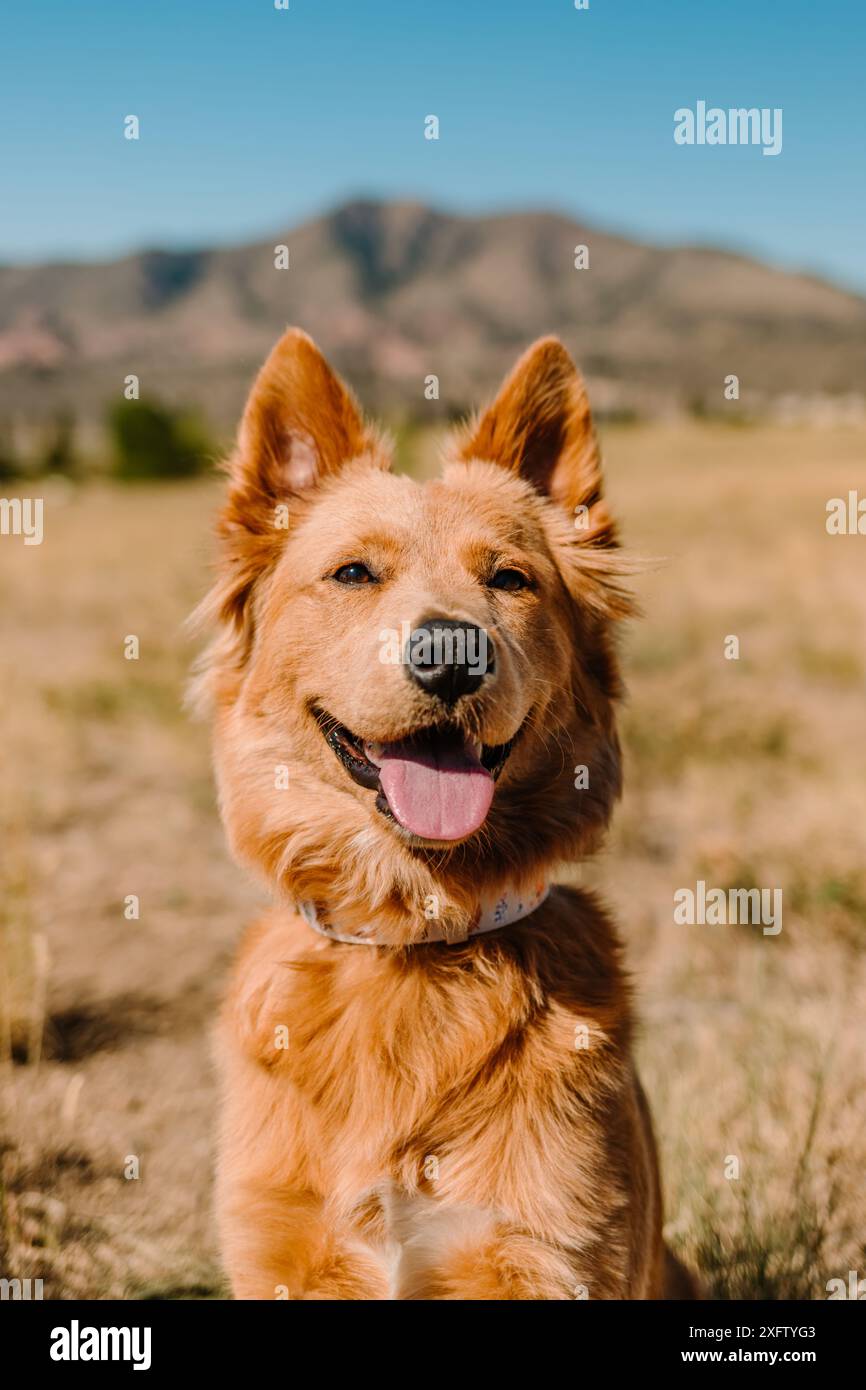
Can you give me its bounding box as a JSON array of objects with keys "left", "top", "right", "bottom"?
[{"left": 1, "top": 198, "right": 865, "bottom": 434}]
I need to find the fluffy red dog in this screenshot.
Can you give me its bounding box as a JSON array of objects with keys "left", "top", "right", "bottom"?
[{"left": 193, "top": 328, "right": 695, "bottom": 1299}]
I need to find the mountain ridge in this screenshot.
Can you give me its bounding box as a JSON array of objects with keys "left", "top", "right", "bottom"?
[{"left": 1, "top": 198, "right": 864, "bottom": 430}]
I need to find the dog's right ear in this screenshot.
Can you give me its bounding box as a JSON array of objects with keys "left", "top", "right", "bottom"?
[
  {"left": 235, "top": 327, "right": 374, "bottom": 502},
  {"left": 209, "top": 329, "right": 383, "bottom": 627}
]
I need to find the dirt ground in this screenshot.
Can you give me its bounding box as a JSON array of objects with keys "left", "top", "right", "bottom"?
[{"left": 1, "top": 422, "right": 864, "bottom": 1299}]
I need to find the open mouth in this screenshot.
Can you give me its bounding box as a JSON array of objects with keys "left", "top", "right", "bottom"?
[{"left": 316, "top": 710, "right": 518, "bottom": 843}]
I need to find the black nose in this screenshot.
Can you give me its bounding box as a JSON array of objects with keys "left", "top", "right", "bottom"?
[{"left": 405, "top": 618, "right": 494, "bottom": 704}]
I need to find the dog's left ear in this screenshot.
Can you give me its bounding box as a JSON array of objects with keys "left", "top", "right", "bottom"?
[{"left": 456, "top": 337, "right": 608, "bottom": 530}]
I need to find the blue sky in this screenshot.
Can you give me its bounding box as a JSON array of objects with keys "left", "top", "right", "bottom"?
[{"left": 1, "top": 0, "right": 863, "bottom": 290}]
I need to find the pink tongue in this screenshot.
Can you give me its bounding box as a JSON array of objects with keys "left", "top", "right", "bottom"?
[{"left": 377, "top": 739, "right": 494, "bottom": 841}]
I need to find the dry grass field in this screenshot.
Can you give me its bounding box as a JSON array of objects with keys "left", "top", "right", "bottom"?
[{"left": 1, "top": 422, "right": 864, "bottom": 1299}]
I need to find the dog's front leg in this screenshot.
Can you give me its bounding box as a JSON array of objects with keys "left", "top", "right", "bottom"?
[
  {"left": 396, "top": 1218, "right": 602, "bottom": 1301},
  {"left": 219, "top": 1184, "right": 390, "bottom": 1300}
]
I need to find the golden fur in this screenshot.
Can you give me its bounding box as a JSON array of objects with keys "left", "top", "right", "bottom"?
[{"left": 195, "top": 328, "right": 696, "bottom": 1298}]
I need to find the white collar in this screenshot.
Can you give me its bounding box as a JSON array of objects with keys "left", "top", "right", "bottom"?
[{"left": 296, "top": 880, "right": 551, "bottom": 947}]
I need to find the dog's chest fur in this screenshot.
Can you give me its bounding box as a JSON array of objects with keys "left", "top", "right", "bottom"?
[{"left": 219, "top": 893, "right": 652, "bottom": 1295}]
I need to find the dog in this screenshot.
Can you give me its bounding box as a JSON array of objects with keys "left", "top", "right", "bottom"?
[{"left": 193, "top": 328, "right": 696, "bottom": 1299}]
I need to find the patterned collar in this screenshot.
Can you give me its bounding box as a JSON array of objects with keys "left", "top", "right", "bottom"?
[{"left": 297, "top": 880, "right": 551, "bottom": 947}]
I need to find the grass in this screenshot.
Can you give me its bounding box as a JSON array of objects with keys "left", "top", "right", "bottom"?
[{"left": 1, "top": 423, "right": 865, "bottom": 1298}]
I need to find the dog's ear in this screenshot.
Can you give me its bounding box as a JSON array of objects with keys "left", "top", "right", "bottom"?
[
  {"left": 236, "top": 327, "right": 373, "bottom": 499},
  {"left": 456, "top": 337, "right": 609, "bottom": 534},
  {"left": 202, "top": 330, "right": 382, "bottom": 644}
]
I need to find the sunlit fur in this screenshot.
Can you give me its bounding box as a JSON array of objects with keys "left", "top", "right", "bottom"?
[{"left": 194, "top": 328, "right": 697, "bottom": 1298}]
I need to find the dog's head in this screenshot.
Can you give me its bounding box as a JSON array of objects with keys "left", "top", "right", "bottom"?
[{"left": 194, "top": 330, "right": 634, "bottom": 942}]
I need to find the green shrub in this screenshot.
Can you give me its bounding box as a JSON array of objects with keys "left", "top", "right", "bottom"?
[
  {"left": 40, "top": 411, "right": 78, "bottom": 478},
  {"left": 107, "top": 398, "right": 210, "bottom": 481},
  {"left": 0, "top": 419, "right": 22, "bottom": 481}
]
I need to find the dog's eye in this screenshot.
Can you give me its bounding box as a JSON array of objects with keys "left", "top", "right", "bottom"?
[
  {"left": 488, "top": 568, "right": 530, "bottom": 592},
  {"left": 333, "top": 562, "right": 377, "bottom": 585}
]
